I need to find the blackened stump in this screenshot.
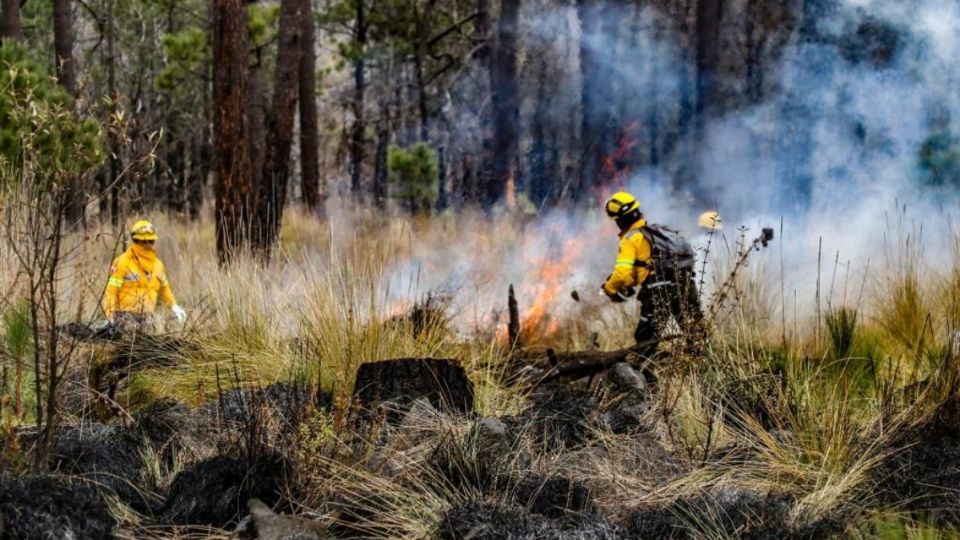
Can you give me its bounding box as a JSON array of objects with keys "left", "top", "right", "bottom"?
[{"left": 352, "top": 358, "right": 474, "bottom": 417}]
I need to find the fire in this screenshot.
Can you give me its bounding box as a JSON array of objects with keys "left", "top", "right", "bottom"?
[
  {"left": 598, "top": 121, "right": 640, "bottom": 197},
  {"left": 515, "top": 235, "right": 588, "bottom": 344}
]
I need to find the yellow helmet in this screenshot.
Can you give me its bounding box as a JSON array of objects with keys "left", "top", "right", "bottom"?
[
  {"left": 130, "top": 220, "right": 158, "bottom": 241},
  {"left": 604, "top": 192, "right": 640, "bottom": 219},
  {"left": 697, "top": 211, "right": 723, "bottom": 231}
]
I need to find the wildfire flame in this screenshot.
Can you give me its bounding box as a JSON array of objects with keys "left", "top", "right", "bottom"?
[
  {"left": 518, "top": 238, "right": 584, "bottom": 342},
  {"left": 494, "top": 124, "right": 640, "bottom": 346},
  {"left": 598, "top": 121, "right": 640, "bottom": 196}
]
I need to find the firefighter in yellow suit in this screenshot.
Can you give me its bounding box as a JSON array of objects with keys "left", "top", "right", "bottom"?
[
  {"left": 102, "top": 220, "right": 186, "bottom": 331},
  {"left": 602, "top": 192, "right": 702, "bottom": 343}
]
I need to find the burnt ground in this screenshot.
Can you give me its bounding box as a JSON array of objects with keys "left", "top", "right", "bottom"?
[
  {"left": 6, "top": 358, "right": 960, "bottom": 538},
  {"left": 874, "top": 410, "right": 960, "bottom": 523}
]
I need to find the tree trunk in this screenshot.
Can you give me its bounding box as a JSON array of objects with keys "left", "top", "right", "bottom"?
[
  {"left": 248, "top": 60, "right": 268, "bottom": 196},
  {"left": 413, "top": 2, "right": 429, "bottom": 143},
  {"left": 52, "top": 0, "right": 77, "bottom": 101},
  {"left": 253, "top": 0, "right": 303, "bottom": 255},
  {"left": 695, "top": 0, "right": 723, "bottom": 120},
  {"left": 299, "top": 0, "right": 321, "bottom": 214},
  {"left": 484, "top": 0, "right": 519, "bottom": 211},
  {"left": 188, "top": 131, "right": 209, "bottom": 220},
  {"left": 349, "top": 0, "right": 367, "bottom": 200},
  {"left": 0, "top": 0, "right": 23, "bottom": 40},
  {"left": 52, "top": 0, "right": 87, "bottom": 227},
  {"left": 528, "top": 59, "right": 550, "bottom": 207},
  {"left": 213, "top": 0, "right": 252, "bottom": 263},
  {"left": 575, "top": 0, "right": 607, "bottom": 201},
  {"left": 106, "top": 0, "right": 122, "bottom": 226},
  {"left": 372, "top": 118, "right": 388, "bottom": 205},
  {"left": 466, "top": 0, "right": 489, "bottom": 208},
  {"left": 435, "top": 144, "right": 447, "bottom": 211}
]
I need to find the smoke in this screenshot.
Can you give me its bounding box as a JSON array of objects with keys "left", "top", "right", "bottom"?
[{"left": 379, "top": 0, "right": 960, "bottom": 339}]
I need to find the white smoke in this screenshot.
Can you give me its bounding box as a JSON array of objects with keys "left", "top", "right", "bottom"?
[{"left": 378, "top": 0, "right": 960, "bottom": 339}]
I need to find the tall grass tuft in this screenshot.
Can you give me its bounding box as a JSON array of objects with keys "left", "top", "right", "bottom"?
[{"left": 826, "top": 306, "right": 858, "bottom": 360}]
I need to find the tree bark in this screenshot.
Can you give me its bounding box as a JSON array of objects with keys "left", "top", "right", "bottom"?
[
  {"left": 52, "top": 0, "right": 77, "bottom": 97},
  {"left": 695, "top": 0, "right": 723, "bottom": 120},
  {"left": 484, "top": 0, "right": 519, "bottom": 211},
  {"left": 528, "top": 58, "right": 552, "bottom": 207},
  {"left": 348, "top": 0, "right": 367, "bottom": 200},
  {"left": 52, "top": 0, "right": 87, "bottom": 227},
  {"left": 253, "top": 0, "right": 303, "bottom": 255},
  {"left": 0, "top": 0, "right": 23, "bottom": 40},
  {"left": 413, "top": 1, "right": 429, "bottom": 143},
  {"left": 372, "top": 119, "right": 388, "bottom": 205},
  {"left": 299, "top": 0, "right": 321, "bottom": 214},
  {"left": 104, "top": 0, "right": 123, "bottom": 225},
  {"left": 213, "top": 0, "right": 252, "bottom": 263},
  {"left": 575, "top": 0, "right": 614, "bottom": 201}
]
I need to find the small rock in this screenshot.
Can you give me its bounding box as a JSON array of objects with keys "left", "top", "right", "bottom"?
[
  {"left": 472, "top": 417, "right": 510, "bottom": 457},
  {"left": 605, "top": 363, "right": 647, "bottom": 395},
  {"left": 391, "top": 397, "right": 444, "bottom": 450},
  {"left": 399, "top": 397, "right": 441, "bottom": 430},
  {"left": 600, "top": 363, "right": 650, "bottom": 434},
  {"left": 233, "top": 499, "right": 325, "bottom": 540}
]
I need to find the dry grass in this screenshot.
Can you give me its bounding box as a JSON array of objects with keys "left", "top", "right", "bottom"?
[{"left": 3, "top": 204, "right": 960, "bottom": 537}]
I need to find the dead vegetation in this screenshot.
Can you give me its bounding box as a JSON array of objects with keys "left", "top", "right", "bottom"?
[{"left": 2, "top": 210, "right": 960, "bottom": 539}]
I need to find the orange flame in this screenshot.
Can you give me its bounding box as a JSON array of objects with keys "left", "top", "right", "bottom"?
[
  {"left": 596, "top": 121, "right": 641, "bottom": 201},
  {"left": 494, "top": 233, "right": 589, "bottom": 346}
]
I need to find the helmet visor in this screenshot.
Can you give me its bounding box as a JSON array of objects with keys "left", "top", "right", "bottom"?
[{"left": 131, "top": 223, "right": 158, "bottom": 241}]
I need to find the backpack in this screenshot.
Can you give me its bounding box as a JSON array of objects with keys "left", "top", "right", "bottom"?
[{"left": 631, "top": 224, "right": 695, "bottom": 272}]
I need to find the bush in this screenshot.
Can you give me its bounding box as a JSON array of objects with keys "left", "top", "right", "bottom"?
[
  {"left": 388, "top": 143, "right": 438, "bottom": 214},
  {"left": 0, "top": 44, "right": 102, "bottom": 178}
]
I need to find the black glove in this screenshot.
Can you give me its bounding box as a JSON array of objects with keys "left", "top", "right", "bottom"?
[{"left": 603, "top": 286, "right": 635, "bottom": 303}]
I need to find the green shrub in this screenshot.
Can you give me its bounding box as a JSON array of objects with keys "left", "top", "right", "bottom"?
[
  {"left": 0, "top": 44, "right": 102, "bottom": 177},
  {"left": 388, "top": 142, "right": 438, "bottom": 214},
  {"left": 826, "top": 306, "right": 858, "bottom": 359}
]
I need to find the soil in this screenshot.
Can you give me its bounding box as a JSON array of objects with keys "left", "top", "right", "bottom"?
[
  {"left": 48, "top": 422, "right": 156, "bottom": 512},
  {"left": 438, "top": 500, "right": 623, "bottom": 540},
  {"left": 875, "top": 414, "right": 960, "bottom": 518},
  {"left": 626, "top": 488, "right": 795, "bottom": 539},
  {"left": 353, "top": 358, "right": 475, "bottom": 419},
  {"left": 0, "top": 474, "right": 115, "bottom": 540},
  {"left": 515, "top": 385, "right": 598, "bottom": 451},
  {"left": 161, "top": 454, "right": 289, "bottom": 527}
]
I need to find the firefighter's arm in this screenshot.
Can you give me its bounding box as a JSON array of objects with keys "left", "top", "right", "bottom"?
[
  {"left": 102, "top": 260, "right": 125, "bottom": 321},
  {"left": 603, "top": 238, "right": 639, "bottom": 295}
]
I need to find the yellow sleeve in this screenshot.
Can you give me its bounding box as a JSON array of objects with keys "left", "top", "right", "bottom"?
[
  {"left": 157, "top": 262, "right": 177, "bottom": 309},
  {"left": 603, "top": 233, "right": 652, "bottom": 294},
  {"left": 102, "top": 258, "right": 125, "bottom": 320}
]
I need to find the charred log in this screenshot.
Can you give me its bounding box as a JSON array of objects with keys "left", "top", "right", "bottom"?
[{"left": 518, "top": 339, "right": 660, "bottom": 386}]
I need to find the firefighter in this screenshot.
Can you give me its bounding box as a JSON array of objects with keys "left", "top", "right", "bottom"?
[
  {"left": 102, "top": 220, "right": 186, "bottom": 332},
  {"left": 602, "top": 192, "right": 703, "bottom": 343}
]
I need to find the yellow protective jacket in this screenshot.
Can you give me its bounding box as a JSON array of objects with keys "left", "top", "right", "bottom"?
[
  {"left": 102, "top": 244, "right": 177, "bottom": 320},
  {"left": 603, "top": 219, "right": 653, "bottom": 295}
]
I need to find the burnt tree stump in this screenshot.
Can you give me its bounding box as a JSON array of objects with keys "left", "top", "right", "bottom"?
[{"left": 353, "top": 359, "right": 474, "bottom": 417}]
